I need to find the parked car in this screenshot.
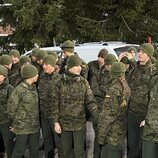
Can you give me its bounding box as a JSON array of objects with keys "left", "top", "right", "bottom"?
[{"left": 23, "top": 41, "right": 139, "bottom": 63}]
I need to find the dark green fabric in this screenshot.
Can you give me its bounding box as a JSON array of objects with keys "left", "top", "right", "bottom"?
[
  {"left": 142, "top": 140, "right": 158, "bottom": 158},
  {"left": 66, "top": 55, "right": 82, "bottom": 69},
  {"left": 100, "top": 143, "right": 122, "bottom": 158},
  {"left": 60, "top": 40, "right": 74, "bottom": 53},
  {"left": 12, "top": 132, "right": 39, "bottom": 158},
  {"left": 140, "top": 43, "right": 154, "bottom": 58},
  {"left": 61, "top": 127, "right": 86, "bottom": 158},
  {"left": 0, "top": 123, "right": 10, "bottom": 157},
  {"left": 19, "top": 56, "right": 31, "bottom": 66},
  {"left": 0, "top": 55, "right": 12, "bottom": 66},
  {"left": 127, "top": 111, "right": 143, "bottom": 158},
  {"left": 105, "top": 54, "right": 116, "bottom": 65}
]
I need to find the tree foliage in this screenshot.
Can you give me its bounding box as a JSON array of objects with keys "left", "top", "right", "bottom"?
[{"left": 0, "top": 0, "right": 158, "bottom": 53}]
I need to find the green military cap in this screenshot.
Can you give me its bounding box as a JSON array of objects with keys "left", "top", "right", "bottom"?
[
  {"left": 105, "top": 54, "right": 117, "bottom": 65},
  {"left": 127, "top": 47, "right": 137, "bottom": 54},
  {"left": 66, "top": 55, "right": 82, "bottom": 69},
  {"left": 46, "top": 51, "right": 58, "bottom": 59},
  {"left": 19, "top": 56, "right": 31, "bottom": 66},
  {"left": 36, "top": 50, "right": 47, "bottom": 60},
  {"left": 32, "top": 48, "right": 40, "bottom": 57},
  {"left": 140, "top": 43, "right": 154, "bottom": 58},
  {"left": 98, "top": 48, "right": 108, "bottom": 58},
  {"left": 0, "top": 65, "right": 8, "bottom": 77},
  {"left": 21, "top": 64, "right": 38, "bottom": 79},
  {"left": 43, "top": 55, "right": 56, "bottom": 67},
  {"left": 9, "top": 49, "right": 20, "bottom": 58},
  {"left": 60, "top": 40, "right": 75, "bottom": 53},
  {"left": 0, "top": 55, "right": 12, "bottom": 65},
  {"left": 120, "top": 56, "right": 130, "bottom": 64},
  {"left": 111, "top": 62, "right": 126, "bottom": 78}
]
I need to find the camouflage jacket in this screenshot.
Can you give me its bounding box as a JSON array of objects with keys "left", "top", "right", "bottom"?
[
  {"left": 87, "top": 60, "right": 104, "bottom": 97},
  {"left": 52, "top": 71, "right": 98, "bottom": 131},
  {"left": 9, "top": 70, "right": 22, "bottom": 87},
  {"left": 38, "top": 72, "right": 61, "bottom": 119},
  {"left": 9, "top": 62, "right": 20, "bottom": 78},
  {"left": 7, "top": 81, "right": 40, "bottom": 135},
  {"left": 0, "top": 79, "right": 14, "bottom": 124},
  {"left": 98, "top": 78, "right": 131, "bottom": 145},
  {"left": 128, "top": 60, "right": 156, "bottom": 118},
  {"left": 59, "top": 54, "right": 89, "bottom": 79},
  {"left": 143, "top": 75, "right": 158, "bottom": 143}
]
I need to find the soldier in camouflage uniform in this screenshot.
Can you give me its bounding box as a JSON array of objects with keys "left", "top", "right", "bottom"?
[
  {"left": 52, "top": 55, "right": 98, "bottom": 158},
  {"left": 59, "top": 40, "right": 88, "bottom": 79},
  {"left": 8, "top": 64, "right": 40, "bottom": 158},
  {"left": 0, "top": 65, "right": 14, "bottom": 157},
  {"left": 36, "top": 50, "right": 48, "bottom": 76},
  {"left": 9, "top": 55, "right": 31, "bottom": 87},
  {"left": 127, "top": 43, "right": 157, "bottom": 158},
  {"left": 31, "top": 47, "right": 40, "bottom": 67},
  {"left": 98, "top": 62, "right": 131, "bottom": 158},
  {"left": 9, "top": 49, "right": 21, "bottom": 77},
  {"left": 88, "top": 53, "right": 116, "bottom": 158},
  {"left": 141, "top": 61, "right": 158, "bottom": 158},
  {"left": 38, "top": 55, "right": 62, "bottom": 158}
]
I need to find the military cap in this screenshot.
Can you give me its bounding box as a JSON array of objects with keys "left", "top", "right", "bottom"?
[
  {"left": 36, "top": 50, "right": 47, "bottom": 60},
  {"left": 140, "top": 43, "right": 154, "bottom": 58},
  {"left": 98, "top": 48, "right": 108, "bottom": 58},
  {"left": 0, "top": 55, "right": 12, "bottom": 65},
  {"left": 19, "top": 56, "right": 31, "bottom": 66},
  {"left": 9, "top": 49, "right": 20, "bottom": 58},
  {"left": 43, "top": 55, "right": 56, "bottom": 67},
  {"left": 127, "top": 47, "right": 137, "bottom": 54},
  {"left": 46, "top": 51, "right": 58, "bottom": 59},
  {"left": 120, "top": 56, "right": 130, "bottom": 64},
  {"left": 66, "top": 55, "right": 82, "bottom": 69},
  {"left": 32, "top": 48, "right": 40, "bottom": 57},
  {"left": 21, "top": 64, "right": 38, "bottom": 79},
  {"left": 111, "top": 62, "right": 126, "bottom": 78},
  {"left": 60, "top": 40, "right": 74, "bottom": 53},
  {"left": 105, "top": 54, "right": 117, "bottom": 65},
  {"left": 0, "top": 65, "right": 8, "bottom": 77}
]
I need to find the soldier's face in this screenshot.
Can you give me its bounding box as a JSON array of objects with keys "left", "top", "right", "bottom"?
[
  {"left": 98, "top": 56, "right": 105, "bottom": 66},
  {"left": 32, "top": 75, "right": 38, "bottom": 83},
  {"left": 43, "top": 63, "right": 55, "bottom": 74},
  {"left": 69, "top": 65, "right": 82, "bottom": 75},
  {"left": 138, "top": 50, "right": 149, "bottom": 64},
  {"left": 0, "top": 75, "right": 5, "bottom": 84},
  {"left": 11, "top": 56, "right": 19, "bottom": 65}
]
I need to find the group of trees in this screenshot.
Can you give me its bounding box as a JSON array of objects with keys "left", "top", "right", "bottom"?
[{"left": 0, "top": 0, "right": 158, "bottom": 53}]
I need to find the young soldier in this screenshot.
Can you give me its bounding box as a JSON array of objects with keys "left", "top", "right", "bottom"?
[
  {"left": 8, "top": 64, "right": 40, "bottom": 158},
  {"left": 128, "top": 43, "right": 156, "bottom": 158},
  {"left": 52, "top": 55, "right": 98, "bottom": 158},
  {"left": 60, "top": 40, "right": 88, "bottom": 79},
  {"left": 98, "top": 62, "right": 131, "bottom": 158},
  {"left": 141, "top": 61, "right": 158, "bottom": 158},
  {"left": 9, "top": 49, "right": 21, "bottom": 76},
  {"left": 9, "top": 55, "right": 31, "bottom": 87},
  {"left": 0, "top": 65, "right": 14, "bottom": 157},
  {"left": 38, "top": 55, "right": 62, "bottom": 158}
]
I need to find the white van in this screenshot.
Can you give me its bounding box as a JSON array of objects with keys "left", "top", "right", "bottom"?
[{"left": 24, "top": 41, "right": 139, "bottom": 63}]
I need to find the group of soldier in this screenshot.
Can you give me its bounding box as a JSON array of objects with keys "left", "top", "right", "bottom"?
[{"left": 0, "top": 39, "right": 158, "bottom": 158}]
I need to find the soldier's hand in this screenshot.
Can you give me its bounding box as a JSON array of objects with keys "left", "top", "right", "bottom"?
[
  {"left": 139, "top": 120, "right": 145, "bottom": 127},
  {"left": 54, "top": 122, "right": 62, "bottom": 134}
]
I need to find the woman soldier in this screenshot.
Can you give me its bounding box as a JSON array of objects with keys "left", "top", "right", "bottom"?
[{"left": 98, "top": 62, "right": 131, "bottom": 158}]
